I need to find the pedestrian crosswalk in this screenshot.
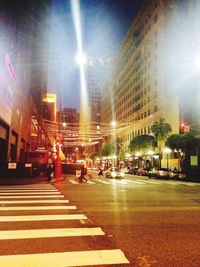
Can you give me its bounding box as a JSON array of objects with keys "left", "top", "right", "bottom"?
[
  {"left": 67, "top": 176, "right": 200, "bottom": 187},
  {"left": 0, "top": 184, "right": 129, "bottom": 266}
]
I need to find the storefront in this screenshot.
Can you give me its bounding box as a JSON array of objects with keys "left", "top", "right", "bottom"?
[{"left": 0, "top": 120, "right": 9, "bottom": 160}]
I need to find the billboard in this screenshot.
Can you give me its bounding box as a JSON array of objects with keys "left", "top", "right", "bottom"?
[{"left": 0, "top": 51, "right": 14, "bottom": 125}]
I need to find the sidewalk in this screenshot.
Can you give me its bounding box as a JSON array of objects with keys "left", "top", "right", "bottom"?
[{"left": 0, "top": 176, "right": 49, "bottom": 185}]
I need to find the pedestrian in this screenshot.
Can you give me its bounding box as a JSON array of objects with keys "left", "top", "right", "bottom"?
[
  {"left": 47, "top": 158, "right": 54, "bottom": 182},
  {"left": 98, "top": 167, "right": 103, "bottom": 176},
  {"left": 79, "top": 165, "right": 87, "bottom": 183}
]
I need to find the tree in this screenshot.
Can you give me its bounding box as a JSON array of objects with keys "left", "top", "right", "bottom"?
[
  {"left": 165, "top": 134, "right": 181, "bottom": 150},
  {"left": 101, "top": 144, "right": 113, "bottom": 157},
  {"left": 129, "top": 135, "right": 155, "bottom": 154},
  {"left": 151, "top": 118, "right": 172, "bottom": 168},
  {"left": 166, "top": 133, "right": 198, "bottom": 171},
  {"left": 151, "top": 118, "right": 172, "bottom": 143},
  {"left": 166, "top": 133, "right": 197, "bottom": 155},
  {"left": 89, "top": 152, "right": 100, "bottom": 161}
]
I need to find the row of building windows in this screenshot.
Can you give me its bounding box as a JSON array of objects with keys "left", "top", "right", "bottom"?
[
  {"left": 122, "top": 125, "right": 153, "bottom": 143},
  {"left": 118, "top": 104, "right": 158, "bottom": 121}
]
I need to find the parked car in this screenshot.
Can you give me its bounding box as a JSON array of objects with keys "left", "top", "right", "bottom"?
[
  {"left": 127, "top": 167, "right": 139, "bottom": 175},
  {"left": 148, "top": 168, "right": 159, "bottom": 178},
  {"left": 168, "top": 170, "right": 186, "bottom": 180},
  {"left": 136, "top": 168, "right": 150, "bottom": 176},
  {"left": 105, "top": 167, "right": 125, "bottom": 179},
  {"left": 148, "top": 168, "right": 169, "bottom": 179},
  {"left": 157, "top": 168, "right": 170, "bottom": 178},
  {"left": 148, "top": 168, "right": 186, "bottom": 180}
]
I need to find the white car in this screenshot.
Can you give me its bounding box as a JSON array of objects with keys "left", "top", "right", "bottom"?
[{"left": 105, "top": 167, "right": 125, "bottom": 179}]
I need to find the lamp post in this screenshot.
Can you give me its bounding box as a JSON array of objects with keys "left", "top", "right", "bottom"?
[
  {"left": 55, "top": 59, "right": 65, "bottom": 180},
  {"left": 111, "top": 120, "right": 118, "bottom": 166},
  {"left": 163, "top": 147, "right": 171, "bottom": 170}
]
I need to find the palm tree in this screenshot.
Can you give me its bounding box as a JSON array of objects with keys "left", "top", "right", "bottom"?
[
  {"left": 129, "top": 135, "right": 155, "bottom": 154},
  {"left": 151, "top": 118, "right": 172, "bottom": 168}
]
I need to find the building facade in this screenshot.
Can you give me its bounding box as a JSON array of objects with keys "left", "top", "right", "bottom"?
[
  {"left": 0, "top": 0, "right": 52, "bottom": 161},
  {"left": 101, "top": 0, "right": 200, "bottom": 168}
]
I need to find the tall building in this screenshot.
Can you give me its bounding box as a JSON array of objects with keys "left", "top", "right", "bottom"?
[
  {"left": 79, "top": 58, "right": 112, "bottom": 155},
  {"left": 101, "top": 0, "right": 200, "bottom": 164},
  {"left": 60, "top": 108, "right": 80, "bottom": 124},
  {"left": 0, "top": 0, "right": 52, "bottom": 161},
  {"left": 85, "top": 59, "right": 104, "bottom": 123}
]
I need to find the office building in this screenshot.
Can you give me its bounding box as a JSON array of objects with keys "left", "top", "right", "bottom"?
[{"left": 0, "top": 0, "right": 52, "bottom": 161}]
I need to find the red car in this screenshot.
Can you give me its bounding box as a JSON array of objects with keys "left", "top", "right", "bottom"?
[{"left": 136, "top": 168, "right": 149, "bottom": 176}]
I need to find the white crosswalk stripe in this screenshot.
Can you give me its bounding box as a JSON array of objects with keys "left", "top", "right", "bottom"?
[
  {"left": 0, "top": 195, "right": 65, "bottom": 199},
  {"left": 66, "top": 177, "right": 200, "bottom": 187},
  {"left": 0, "top": 227, "right": 105, "bottom": 240},
  {"left": 0, "top": 206, "right": 76, "bottom": 211},
  {"left": 0, "top": 214, "right": 87, "bottom": 222},
  {"left": 0, "top": 183, "right": 130, "bottom": 266},
  {"left": 0, "top": 199, "right": 69, "bottom": 204},
  {"left": 125, "top": 179, "right": 145, "bottom": 184},
  {"left": 0, "top": 249, "right": 129, "bottom": 266},
  {"left": 0, "top": 191, "right": 61, "bottom": 195},
  {"left": 69, "top": 179, "right": 79, "bottom": 184},
  {"left": 0, "top": 189, "right": 59, "bottom": 192}
]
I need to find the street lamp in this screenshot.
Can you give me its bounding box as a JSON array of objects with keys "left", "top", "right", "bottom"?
[
  {"left": 62, "top": 122, "right": 67, "bottom": 128},
  {"left": 111, "top": 120, "right": 117, "bottom": 128},
  {"left": 75, "top": 52, "right": 87, "bottom": 66},
  {"left": 163, "top": 147, "right": 171, "bottom": 170}
]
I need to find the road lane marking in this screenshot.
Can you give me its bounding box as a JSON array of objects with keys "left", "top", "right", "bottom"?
[
  {"left": 0, "top": 192, "right": 61, "bottom": 195},
  {"left": 0, "top": 200, "right": 69, "bottom": 204},
  {"left": 86, "top": 180, "right": 95, "bottom": 184},
  {"left": 0, "top": 249, "right": 129, "bottom": 266},
  {"left": 98, "top": 179, "right": 111, "bottom": 184},
  {"left": 0, "top": 206, "right": 76, "bottom": 210},
  {"left": 111, "top": 179, "right": 127, "bottom": 185},
  {"left": 69, "top": 179, "right": 79, "bottom": 184},
  {"left": 0, "top": 227, "right": 105, "bottom": 240},
  {"left": 129, "top": 206, "right": 200, "bottom": 212},
  {"left": 0, "top": 214, "right": 87, "bottom": 222},
  {"left": 143, "top": 180, "right": 161, "bottom": 184},
  {"left": 0, "top": 195, "right": 64, "bottom": 199},
  {"left": 126, "top": 179, "right": 145, "bottom": 184}
]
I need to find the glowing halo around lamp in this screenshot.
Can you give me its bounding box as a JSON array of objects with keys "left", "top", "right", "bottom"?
[{"left": 75, "top": 52, "right": 87, "bottom": 65}]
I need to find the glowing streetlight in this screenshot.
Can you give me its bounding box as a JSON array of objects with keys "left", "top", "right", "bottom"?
[
  {"left": 135, "top": 152, "right": 142, "bottom": 157},
  {"left": 147, "top": 150, "right": 154, "bottom": 155},
  {"left": 111, "top": 120, "right": 117, "bottom": 128},
  {"left": 75, "top": 52, "right": 87, "bottom": 66}
]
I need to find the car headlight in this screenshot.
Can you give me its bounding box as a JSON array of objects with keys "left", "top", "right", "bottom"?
[
  {"left": 111, "top": 172, "right": 117, "bottom": 177},
  {"left": 120, "top": 172, "right": 125, "bottom": 177}
]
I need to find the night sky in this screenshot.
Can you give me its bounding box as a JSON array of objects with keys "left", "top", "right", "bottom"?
[{"left": 48, "top": 0, "right": 144, "bottom": 110}]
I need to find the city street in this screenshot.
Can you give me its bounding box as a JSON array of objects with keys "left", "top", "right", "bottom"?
[
  {"left": 0, "top": 173, "right": 200, "bottom": 266},
  {"left": 1, "top": 0, "right": 200, "bottom": 266},
  {"left": 59, "top": 172, "right": 200, "bottom": 266}
]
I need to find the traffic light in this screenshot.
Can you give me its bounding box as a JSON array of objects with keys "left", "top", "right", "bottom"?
[{"left": 180, "top": 122, "right": 185, "bottom": 134}]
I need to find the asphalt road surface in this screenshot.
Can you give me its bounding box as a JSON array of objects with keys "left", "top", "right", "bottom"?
[
  {"left": 59, "top": 171, "right": 200, "bottom": 267},
  {"left": 1, "top": 173, "right": 200, "bottom": 266}
]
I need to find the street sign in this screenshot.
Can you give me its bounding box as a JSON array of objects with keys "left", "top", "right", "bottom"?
[{"left": 8, "top": 163, "right": 17, "bottom": 169}]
